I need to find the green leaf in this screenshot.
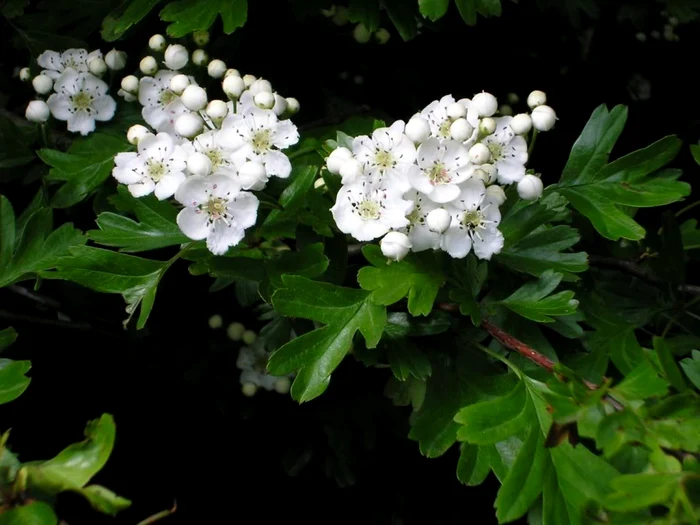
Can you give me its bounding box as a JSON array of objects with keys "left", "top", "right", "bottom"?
[
  {"left": 384, "top": 0, "right": 417, "bottom": 40},
  {"left": 358, "top": 245, "right": 445, "bottom": 316},
  {"left": 46, "top": 246, "right": 167, "bottom": 329},
  {"left": 88, "top": 186, "right": 188, "bottom": 252},
  {"left": 498, "top": 270, "right": 579, "bottom": 323},
  {"left": 386, "top": 340, "right": 432, "bottom": 381},
  {"left": 261, "top": 243, "right": 329, "bottom": 299},
  {"left": 267, "top": 276, "right": 386, "bottom": 402},
  {"left": 654, "top": 337, "right": 688, "bottom": 392},
  {"left": 0, "top": 0, "right": 29, "bottom": 19},
  {"left": 101, "top": 0, "right": 161, "bottom": 41},
  {"left": 160, "top": 0, "right": 248, "bottom": 37},
  {"left": 691, "top": 143, "right": 700, "bottom": 166},
  {"left": 612, "top": 361, "right": 669, "bottom": 401},
  {"left": 0, "top": 501, "right": 57, "bottom": 525},
  {"left": 347, "top": 0, "right": 380, "bottom": 32},
  {"left": 455, "top": 0, "right": 478, "bottom": 24},
  {"left": 593, "top": 328, "right": 645, "bottom": 375},
  {"left": 418, "top": 0, "right": 449, "bottom": 20},
  {"left": 680, "top": 350, "right": 700, "bottom": 390},
  {"left": 77, "top": 485, "right": 132, "bottom": 515},
  {"left": 0, "top": 358, "right": 31, "bottom": 405},
  {"left": 477, "top": 0, "right": 501, "bottom": 16},
  {"left": 0, "top": 115, "right": 34, "bottom": 169},
  {"left": 38, "top": 133, "right": 128, "bottom": 208},
  {"left": 680, "top": 219, "right": 700, "bottom": 250},
  {"left": 384, "top": 311, "right": 451, "bottom": 338},
  {"left": 0, "top": 327, "right": 17, "bottom": 351},
  {"left": 495, "top": 426, "right": 550, "bottom": 523},
  {"left": 0, "top": 196, "right": 86, "bottom": 288},
  {"left": 456, "top": 443, "right": 491, "bottom": 486},
  {"left": 605, "top": 473, "right": 682, "bottom": 512}
]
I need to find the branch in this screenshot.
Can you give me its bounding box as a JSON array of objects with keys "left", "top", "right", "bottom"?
[{"left": 137, "top": 502, "right": 177, "bottom": 525}]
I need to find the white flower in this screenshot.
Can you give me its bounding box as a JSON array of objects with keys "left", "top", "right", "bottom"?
[
  {"left": 26, "top": 100, "right": 50, "bottom": 123},
  {"left": 442, "top": 179, "right": 503, "bottom": 260},
  {"left": 47, "top": 70, "right": 116, "bottom": 135},
  {"left": 112, "top": 132, "right": 189, "bottom": 199},
  {"left": 470, "top": 92, "right": 498, "bottom": 118},
  {"left": 510, "top": 113, "right": 532, "bottom": 134},
  {"left": 381, "top": 232, "right": 411, "bottom": 261},
  {"left": 409, "top": 138, "right": 471, "bottom": 204},
  {"left": 405, "top": 114, "right": 431, "bottom": 143},
  {"left": 207, "top": 59, "right": 227, "bottom": 78},
  {"left": 481, "top": 117, "right": 528, "bottom": 184},
  {"left": 187, "top": 152, "right": 213, "bottom": 176},
  {"left": 421, "top": 94, "right": 457, "bottom": 140},
  {"left": 272, "top": 94, "right": 287, "bottom": 117},
  {"left": 174, "top": 112, "right": 203, "bottom": 138},
  {"left": 485, "top": 184, "right": 506, "bottom": 205},
  {"left": 163, "top": 44, "right": 189, "bottom": 70},
  {"left": 32, "top": 74, "right": 53, "bottom": 95},
  {"left": 138, "top": 70, "right": 190, "bottom": 133},
  {"left": 175, "top": 174, "right": 259, "bottom": 255},
  {"left": 450, "top": 118, "right": 473, "bottom": 141},
  {"left": 249, "top": 78, "right": 272, "bottom": 95},
  {"left": 105, "top": 49, "right": 127, "bottom": 71},
  {"left": 192, "top": 49, "right": 209, "bottom": 66},
  {"left": 517, "top": 174, "right": 543, "bottom": 200},
  {"left": 223, "top": 74, "right": 246, "bottom": 98},
  {"left": 37, "top": 48, "right": 102, "bottom": 79},
  {"left": 181, "top": 85, "right": 208, "bottom": 111},
  {"left": 527, "top": 90, "right": 547, "bottom": 109},
  {"left": 403, "top": 190, "right": 441, "bottom": 252},
  {"left": 222, "top": 106, "right": 299, "bottom": 178},
  {"left": 285, "top": 97, "right": 300, "bottom": 115},
  {"left": 243, "top": 74, "right": 257, "bottom": 87},
  {"left": 19, "top": 67, "right": 31, "bottom": 82},
  {"left": 189, "top": 130, "right": 240, "bottom": 177},
  {"left": 447, "top": 102, "right": 467, "bottom": 120},
  {"left": 339, "top": 158, "right": 364, "bottom": 185},
  {"left": 149, "top": 34, "right": 167, "bottom": 52},
  {"left": 206, "top": 100, "right": 228, "bottom": 121},
  {"left": 237, "top": 160, "right": 268, "bottom": 190},
  {"left": 139, "top": 56, "right": 158, "bottom": 75},
  {"left": 426, "top": 207, "right": 451, "bottom": 233},
  {"left": 236, "top": 342, "right": 278, "bottom": 391},
  {"left": 469, "top": 143, "right": 491, "bottom": 165},
  {"left": 327, "top": 147, "right": 353, "bottom": 175},
  {"left": 121, "top": 75, "right": 139, "bottom": 94},
  {"left": 254, "top": 91, "right": 275, "bottom": 110},
  {"left": 479, "top": 117, "right": 496, "bottom": 136},
  {"left": 127, "top": 124, "right": 151, "bottom": 145},
  {"left": 330, "top": 179, "right": 413, "bottom": 241},
  {"left": 88, "top": 57, "right": 107, "bottom": 77},
  {"left": 352, "top": 120, "right": 416, "bottom": 192},
  {"left": 531, "top": 105, "right": 557, "bottom": 131},
  {"left": 169, "top": 74, "right": 190, "bottom": 95}
]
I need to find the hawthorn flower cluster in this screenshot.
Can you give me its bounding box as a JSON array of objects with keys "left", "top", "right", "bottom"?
[
  {"left": 237, "top": 341, "right": 293, "bottom": 397},
  {"left": 327, "top": 91, "right": 557, "bottom": 261},
  {"left": 111, "top": 34, "right": 300, "bottom": 255},
  {"left": 21, "top": 48, "right": 124, "bottom": 135}
]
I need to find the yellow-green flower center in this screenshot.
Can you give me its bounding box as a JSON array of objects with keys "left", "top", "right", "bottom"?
[
  {"left": 147, "top": 160, "right": 167, "bottom": 181},
  {"left": 487, "top": 142, "right": 503, "bottom": 161},
  {"left": 438, "top": 120, "right": 451, "bottom": 138},
  {"left": 161, "top": 90, "right": 177, "bottom": 105},
  {"left": 72, "top": 92, "right": 93, "bottom": 110},
  {"left": 462, "top": 209, "right": 483, "bottom": 229},
  {"left": 203, "top": 197, "right": 228, "bottom": 219},
  {"left": 375, "top": 150, "right": 394, "bottom": 169},
  {"left": 428, "top": 163, "right": 450, "bottom": 185},
  {"left": 358, "top": 200, "right": 381, "bottom": 220},
  {"left": 206, "top": 149, "right": 224, "bottom": 168},
  {"left": 251, "top": 129, "right": 272, "bottom": 154}
]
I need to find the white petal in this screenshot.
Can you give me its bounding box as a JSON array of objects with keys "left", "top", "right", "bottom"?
[
  {"left": 441, "top": 227, "right": 472, "bottom": 258},
  {"left": 53, "top": 69, "right": 80, "bottom": 96},
  {"left": 47, "top": 94, "right": 71, "bottom": 121},
  {"left": 272, "top": 120, "right": 299, "bottom": 149},
  {"left": 263, "top": 150, "right": 291, "bottom": 178},
  {"left": 427, "top": 184, "right": 461, "bottom": 204},
  {"left": 443, "top": 140, "right": 469, "bottom": 170},
  {"left": 228, "top": 191, "right": 259, "bottom": 230},
  {"left": 409, "top": 224, "right": 440, "bottom": 252},
  {"left": 473, "top": 226, "right": 504, "bottom": 260},
  {"left": 67, "top": 111, "right": 96, "bottom": 135},
  {"left": 128, "top": 179, "right": 156, "bottom": 198},
  {"left": 409, "top": 166, "right": 435, "bottom": 195},
  {"left": 138, "top": 77, "right": 164, "bottom": 107},
  {"left": 393, "top": 135, "right": 417, "bottom": 165},
  {"left": 457, "top": 178, "right": 486, "bottom": 210},
  {"left": 175, "top": 176, "right": 210, "bottom": 206},
  {"left": 417, "top": 138, "right": 440, "bottom": 168},
  {"left": 209, "top": 173, "right": 241, "bottom": 199},
  {"left": 92, "top": 96, "right": 116, "bottom": 121},
  {"left": 207, "top": 221, "right": 245, "bottom": 255},
  {"left": 81, "top": 73, "right": 109, "bottom": 96},
  {"left": 37, "top": 50, "right": 62, "bottom": 72},
  {"left": 177, "top": 207, "right": 211, "bottom": 240},
  {"left": 112, "top": 153, "right": 141, "bottom": 184},
  {"left": 154, "top": 172, "right": 186, "bottom": 200},
  {"left": 496, "top": 159, "right": 526, "bottom": 184}
]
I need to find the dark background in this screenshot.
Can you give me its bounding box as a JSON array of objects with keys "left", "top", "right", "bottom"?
[{"left": 1, "top": 0, "right": 699, "bottom": 523}]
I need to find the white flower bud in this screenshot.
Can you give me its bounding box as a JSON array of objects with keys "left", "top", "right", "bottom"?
[
  {"left": 192, "top": 49, "right": 208, "bottom": 66},
  {"left": 517, "top": 174, "right": 544, "bottom": 200},
  {"left": 479, "top": 164, "right": 497, "bottom": 184},
  {"left": 223, "top": 74, "right": 245, "bottom": 98},
  {"left": 139, "top": 56, "right": 158, "bottom": 75},
  {"left": 241, "top": 382, "right": 257, "bottom": 397},
  {"left": 353, "top": 23, "right": 371, "bottom": 44},
  {"left": 447, "top": 102, "right": 467, "bottom": 120},
  {"left": 238, "top": 161, "right": 268, "bottom": 190},
  {"left": 479, "top": 117, "right": 496, "bottom": 136},
  {"left": 164, "top": 44, "right": 189, "bottom": 70},
  {"left": 242, "top": 74, "right": 257, "bottom": 87},
  {"left": 471, "top": 168, "right": 489, "bottom": 183},
  {"left": 32, "top": 74, "right": 52, "bottom": 95},
  {"left": 225, "top": 68, "right": 240, "bottom": 78},
  {"left": 227, "top": 322, "right": 245, "bottom": 341},
  {"left": 485, "top": 184, "right": 506, "bottom": 205},
  {"left": 457, "top": 98, "right": 471, "bottom": 109},
  {"left": 527, "top": 90, "right": 547, "bottom": 109},
  {"left": 274, "top": 377, "right": 291, "bottom": 394},
  {"left": 206, "top": 99, "right": 228, "bottom": 120},
  {"left": 326, "top": 147, "right": 353, "bottom": 174},
  {"left": 127, "top": 124, "right": 151, "bottom": 145},
  {"left": 118, "top": 89, "right": 137, "bottom": 102},
  {"left": 208, "top": 314, "right": 223, "bottom": 329},
  {"left": 507, "top": 92, "right": 519, "bottom": 104},
  {"left": 254, "top": 91, "right": 275, "bottom": 110},
  {"left": 207, "top": 59, "right": 227, "bottom": 78},
  {"left": 469, "top": 143, "right": 491, "bottom": 165},
  {"left": 242, "top": 330, "right": 257, "bottom": 345},
  {"left": 187, "top": 152, "right": 213, "bottom": 176},
  {"left": 193, "top": 30, "right": 209, "bottom": 46},
  {"left": 25, "top": 100, "right": 50, "bottom": 123},
  {"left": 375, "top": 27, "right": 391, "bottom": 44},
  {"left": 426, "top": 208, "right": 451, "bottom": 234},
  {"left": 510, "top": 113, "right": 532, "bottom": 135},
  {"left": 169, "top": 74, "right": 190, "bottom": 95},
  {"left": 531, "top": 105, "right": 557, "bottom": 131},
  {"left": 174, "top": 112, "right": 203, "bottom": 138},
  {"left": 471, "top": 92, "right": 498, "bottom": 117},
  {"left": 19, "top": 67, "right": 31, "bottom": 82},
  {"left": 381, "top": 232, "right": 411, "bottom": 262},
  {"left": 120, "top": 75, "right": 139, "bottom": 94},
  {"left": 314, "top": 177, "right": 326, "bottom": 190},
  {"left": 339, "top": 158, "right": 364, "bottom": 183},
  {"left": 148, "top": 34, "right": 166, "bottom": 52},
  {"left": 272, "top": 94, "right": 287, "bottom": 116},
  {"left": 285, "top": 97, "right": 300, "bottom": 115},
  {"left": 88, "top": 57, "right": 107, "bottom": 77},
  {"left": 249, "top": 78, "right": 272, "bottom": 95},
  {"left": 181, "top": 84, "right": 208, "bottom": 111},
  {"left": 105, "top": 49, "right": 127, "bottom": 71},
  {"left": 405, "top": 114, "right": 431, "bottom": 143},
  {"left": 450, "top": 118, "right": 473, "bottom": 141}
]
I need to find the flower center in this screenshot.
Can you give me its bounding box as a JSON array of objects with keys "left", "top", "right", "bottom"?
[
  {"left": 462, "top": 209, "right": 485, "bottom": 230},
  {"left": 72, "top": 92, "right": 93, "bottom": 110},
  {"left": 205, "top": 149, "right": 224, "bottom": 168},
  {"left": 438, "top": 120, "right": 452, "bottom": 138},
  {"left": 357, "top": 199, "right": 381, "bottom": 220},
  {"left": 160, "top": 90, "right": 177, "bottom": 105},
  {"left": 203, "top": 197, "right": 229, "bottom": 220},
  {"left": 251, "top": 129, "right": 272, "bottom": 154},
  {"left": 428, "top": 163, "right": 450, "bottom": 185},
  {"left": 374, "top": 150, "right": 394, "bottom": 169},
  {"left": 147, "top": 160, "right": 167, "bottom": 181},
  {"left": 64, "top": 58, "right": 80, "bottom": 69},
  {"left": 487, "top": 142, "right": 503, "bottom": 161}
]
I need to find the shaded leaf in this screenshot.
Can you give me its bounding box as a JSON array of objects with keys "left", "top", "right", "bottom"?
[
  {"left": 654, "top": 337, "right": 688, "bottom": 392},
  {"left": 101, "top": 0, "right": 161, "bottom": 41},
  {"left": 0, "top": 358, "right": 31, "bottom": 405},
  {"left": 0, "top": 501, "right": 57, "bottom": 525},
  {"left": 680, "top": 350, "right": 700, "bottom": 390},
  {"left": 498, "top": 270, "right": 579, "bottom": 323},
  {"left": 418, "top": 0, "right": 450, "bottom": 20},
  {"left": 160, "top": 0, "right": 248, "bottom": 37}
]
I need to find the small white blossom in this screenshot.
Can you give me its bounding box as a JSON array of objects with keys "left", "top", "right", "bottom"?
[
  {"left": 327, "top": 147, "right": 353, "bottom": 175},
  {"left": 339, "top": 158, "right": 364, "bottom": 185},
  {"left": 236, "top": 342, "right": 279, "bottom": 391},
  {"left": 249, "top": 78, "right": 272, "bottom": 95},
  {"left": 517, "top": 174, "right": 543, "bottom": 200},
  {"left": 470, "top": 92, "right": 498, "bottom": 118},
  {"left": 403, "top": 190, "right": 441, "bottom": 251},
  {"left": 272, "top": 94, "right": 287, "bottom": 117},
  {"left": 426, "top": 207, "right": 451, "bottom": 233},
  {"left": 192, "top": 49, "right": 209, "bottom": 66},
  {"left": 138, "top": 70, "right": 189, "bottom": 133},
  {"left": 32, "top": 74, "right": 53, "bottom": 95},
  {"left": 149, "top": 34, "right": 167, "bottom": 52},
  {"left": 139, "top": 56, "right": 158, "bottom": 75},
  {"left": 223, "top": 74, "right": 245, "bottom": 98},
  {"left": 25, "top": 100, "right": 50, "bottom": 123},
  {"left": 481, "top": 117, "right": 528, "bottom": 184},
  {"left": 510, "top": 113, "right": 532, "bottom": 135},
  {"left": 531, "top": 105, "right": 557, "bottom": 131},
  {"left": 254, "top": 91, "right": 275, "bottom": 110},
  {"left": 127, "top": 124, "right": 151, "bottom": 145},
  {"left": 37, "top": 48, "right": 102, "bottom": 79},
  {"left": 169, "top": 74, "right": 190, "bottom": 95},
  {"left": 409, "top": 138, "right": 471, "bottom": 203},
  {"left": 242, "top": 74, "right": 257, "bottom": 87},
  {"left": 189, "top": 129, "right": 240, "bottom": 178},
  {"left": 164, "top": 44, "right": 189, "bottom": 70},
  {"left": 88, "top": 57, "right": 107, "bottom": 77},
  {"left": 174, "top": 112, "right": 204, "bottom": 138},
  {"left": 47, "top": 70, "right": 116, "bottom": 135},
  {"left": 479, "top": 117, "right": 496, "bottom": 136},
  {"left": 237, "top": 160, "right": 268, "bottom": 190},
  {"left": 527, "top": 90, "right": 547, "bottom": 109},
  {"left": 450, "top": 118, "right": 473, "bottom": 141},
  {"left": 207, "top": 59, "right": 227, "bottom": 78},
  {"left": 421, "top": 95, "right": 457, "bottom": 140},
  {"left": 405, "top": 114, "right": 431, "bottom": 143},
  {"left": 381, "top": 231, "right": 411, "bottom": 261},
  {"left": 181, "top": 84, "right": 208, "bottom": 111},
  {"left": 206, "top": 99, "right": 229, "bottom": 121},
  {"left": 285, "top": 97, "right": 300, "bottom": 115},
  {"left": 19, "top": 67, "right": 31, "bottom": 82},
  {"left": 105, "top": 49, "right": 127, "bottom": 71},
  {"left": 187, "top": 152, "right": 213, "bottom": 176},
  {"left": 121, "top": 75, "right": 139, "bottom": 94}
]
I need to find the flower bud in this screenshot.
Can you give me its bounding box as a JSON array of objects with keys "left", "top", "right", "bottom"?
[
  {"left": 242, "top": 74, "right": 257, "bottom": 87},
  {"left": 450, "top": 118, "right": 473, "bottom": 141},
  {"left": 499, "top": 104, "right": 513, "bottom": 116},
  {"left": 223, "top": 74, "right": 245, "bottom": 98},
  {"left": 148, "top": 34, "right": 166, "bottom": 52},
  {"left": 127, "top": 124, "right": 151, "bottom": 145},
  {"left": 510, "top": 113, "right": 532, "bottom": 135},
  {"left": 479, "top": 164, "right": 497, "bottom": 184},
  {"left": 227, "top": 322, "right": 245, "bottom": 341},
  {"left": 426, "top": 208, "right": 451, "bottom": 233},
  {"left": 339, "top": 158, "right": 364, "bottom": 184},
  {"left": 105, "top": 49, "right": 127, "bottom": 71},
  {"left": 118, "top": 89, "right": 137, "bottom": 102},
  {"left": 174, "top": 112, "right": 204, "bottom": 138},
  {"left": 241, "top": 382, "right": 257, "bottom": 397},
  {"left": 207, "top": 59, "right": 227, "bottom": 78},
  {"left": 531, "top": 105, "right": 557, "bottom": 131},
  {"left": 285, "top": 97, "right": 300, "bottom": 115},
  {"left": 254, "top": 91, "right": 275, "bottom": 110},
  {"left": 32, "top": 74, "right": 52, "bottom": 95},
  {"left": 25, "top": 100, "right": 50, "bottom": 123},
  {"left": 375, "top": 27, "right": 391, "bottom": 44},
  {"left": 507, "top": 92, "right": 519, "bottom": 104},
  {"left": 19, "top": 67, "right": 31, "bottom": 82},
  {"left": 381, "top": 232, "right": 411, "bottom": 262},
  {"left": 321, "top": 5, "right": 336, "bottom": 17},
  {"left": 314, "top": 177, "right": 326, "bottom": 190},
  {"left": 164, "top": 44, "right": 189, "bottom": 70},
  {"left": 447, "top": 102, "right": 467, "bottom": 120},
  {"left": 332, "top": 6, "right": 349, "bottom": 25},
  {"left": 193, "top": 30, "right": 210, "bottom": 46},
  {"left": 353, "top": 23, "right": 371, "bottom": 44},
  {"left": 225, "top": 68, "right": 240, "bottom": 78},
  {"left": 88, "top": 57, "right": 107, "bottom": 77},
  {"left": 187, "top": 152, "right": 213, "bottom": 176},
  {"left": 485, "top": 185, "right": 506, "bottom": 205},
  {"left": 242, "top": 330, "right": 257, "bottom": 345},
  {"left": 405, "top": 114, "right": 431, "bottom": 143},
  {"left": 326, "top": 147, "right": 353, "bottom": 174},
  {"left": 527, "top": 90, "right": 547, "bottom": 109},
  {"left": 121, "top": 75, "right": 139, "bottom": 94},
  {"left": 471, "top": 92, "right": 498, "bottom": 117},
  {"left": 238, "top": 161, "right": 268, "bottom": 190},
  {"left": 191, "top": 49, "right": 208, "bottom": 66},
  {"left": 206, "top": 99, "right": 228, "bottom": 121},
  {"left": 469, "top": 143, "right": 491, "bottom": 165},
  {"left": 272, "top": 94, "right": 287, "bottom": 116},
  {"left": 479, "top": 117, "right": 496, "bottom": 136},
  {"left": 169, "top": 74, "right": 190, "bottom": 95},
  {"left": 139, "top": 56, "right": 158, "bottom": 75},
  {"left": 274, "top": 377, "right": 291, "bottom": 394},
  {"left": 181, "top": 85, "right": 208, "bottom": 111},
  {"left": 249, "top": 78, "right": 272, "bottom": 95},
  {"left": 517, "top": 174, "right": 543, "bottom": 200},
  {"left": 208, "top": 314, "right": 223, "bottom": 329}
]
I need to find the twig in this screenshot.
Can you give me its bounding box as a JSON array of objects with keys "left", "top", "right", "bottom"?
[
  {"left": 8, "top": 285, "right": 62, "bottom": 309},
  {"left": 137, "top": 502, "right": 177, "bottom": 525},
  {"left": 0, "top": 310, "right": 92, "bottom": 331}
]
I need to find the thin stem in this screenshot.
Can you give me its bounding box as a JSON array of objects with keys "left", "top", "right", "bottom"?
[
  {"left": 163, "top": 242, "right": 195, "bottom": 272},
  {"left": 288, "top": 146, "right": 319, "bottom": 160},
  {"left": 472, "top": 341, "right": 522, "bottom": 376},
  {"left": 675, "top": 200, "right": 700, "bottom": 220},
  {"left": 137, "top": 502, "right": 177, "bottom": 525},
  {"left": 527, "top": 128, "right": 538, "bottom": 156}
]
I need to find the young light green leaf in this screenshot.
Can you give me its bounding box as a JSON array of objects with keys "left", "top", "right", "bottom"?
[
  {"left": 38, "top": 133, "right": 128, "bottom": 208},
  {"left": 386, "top": 340, "right": 432, "bottom": 381},
  {"left": 418, "top": 0, "right": 449, "bottom": 20},
  {"left": 456, "top": 443, "right": 491, "bottom": 486},
  {"left": 654, "top": 337, "right": 688, "bottom": 392},
  {"left": 77, "top": 485, "right": 132, "bottom": 515},
  {"left": 101, "top": 0, "right": 160, "bottom": 41},
  {"left": 612, "top": 361, "right": 669, "bottom": 401},
  {"left": 680, "top": 350, "right": 700, "bottom": 390},
  {"left": 160, "top": 0, "right": 247, "bottom": 37},
  {"left": 591, "top": 328, "right": 645, "bottom": 375},
  {"left": 498, "top": 270, "right": 579, "bottom": 323},
  {"left": 605, "top": 473, "right": 682, "bottom": 512},
  {"left": 680, "top": 219, "right": 700, "bottom": 250},
  {"left": 0, "top": 358, "right": 31, "bottom": 405},
  {"left": 347, "top": 0, "right": 380, "bottom": 32},
  {"left": 358, "top": 245, "right": 445, "bottom": 316},
  {"left": 0, "top": 501, "right": 58, "bottom": 525},
  {"left": 0, "top": 327, "right": 17, "bottom": 351},
  {"left": 267, "top": 276, "right": 386, "bottom": 402}
]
